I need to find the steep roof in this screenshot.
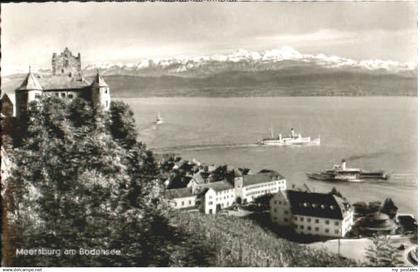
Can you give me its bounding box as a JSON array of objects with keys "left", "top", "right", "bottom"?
[
  {"left": 164, "top": 187, "right": 195, "bottom": 199},
  {"left": 91, "top": 72, "right": 109, "bottom": 88},
  {"left": 286, "top": 190, "right": 351, "bottom": 219},
  {"left": 199, "top": 180, "right": 233, "bottom": 192},
  {"left": 17, "top": 71, "right": 43, "bottom": 91},
  {"left": 39, "top": 75, "right": 90, "bottom": 90},
  {"left": 243, "top": 171, "right": 284, "bottom": 187}
]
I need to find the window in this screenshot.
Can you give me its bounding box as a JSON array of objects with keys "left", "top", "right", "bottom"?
[
  {"left": 173, "top": 202, "right": 177, "bottom": 207},
  {"left": 209, "top": 201, "right": 213, "bottom": 205},
  {"left": 307, "top": 226, "right": 312, "bottom": 231},
  {"left": 55, "top": 93, "right": 59, "bottom": 97},
  {"left": 273, "top": 216, "right": 277, "bottom": 221},
  {"left": 105, "top": 89, "right": 108, "bottom": 94},
  {"left": 307, "top": 218, "right": 311, "bottom": 223},
  {"left": 325, "top": 229, "right": 329, "bottom": 233},
  {"left": 61, "top": 93, "right": 66, "bottom": 98},
  {"left": 315, "top": 219, "right": 319, "bottom": 223},
  {"left": 284, "top": 218, "right": 288, "bottom": 222},
  {"left": 300, "top": 225, "right": 304, "bottom": 229},
  {"left": 325, "top": 220, "right": 330, "bottom": 225},
  {"left": 294, "top": 216, "right": 298, "bottom": 221},
  {"left": 315, "top": 227, "right": 319, "bottom": 231},
  {"left": 35, "top": 94, "right": 41, "bottom": 99},
  {"left": 68, "top": 94, "right": 74, "bottom": 99},
  {"left": 335, "top": 222, "right": 339, "bottom": 226},
  {"left": 274, "top": 201, "right": 277, "bottom": 205},
  {"left": 300, "top": 217, "right": 304, "bottom": 222},
  {"left": 335, "top": 230, "right": 339, "bottom": 234},
  {"left": 274, "top": 208, "right": 277, "bottom": 212},
  {"left": 181, "top": 201, "right": 184, "bottom": 206},
  {"left": 284, "top": 210, "right": 289, "bottom": 214},
  {"left": 189, "top": 200, "right": 192, "bottom": 205}
]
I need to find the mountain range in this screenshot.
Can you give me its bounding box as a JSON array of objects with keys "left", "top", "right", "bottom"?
[{"left": 2, "top": 46, "right": 417, "bottom": 97}]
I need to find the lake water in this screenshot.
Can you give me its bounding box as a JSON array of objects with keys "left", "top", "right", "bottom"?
[{"left": 121, "top": 97, "right": 418, "bottom": 216}]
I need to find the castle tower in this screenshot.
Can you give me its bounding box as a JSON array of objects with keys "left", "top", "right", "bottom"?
[
  {"left": 52, "top": 47, "right": 82, "bottom": 78},
  {"left": 91, "top": 72, "right": 111, "bottom": 111},
  {"left": 15, "top": 67, "right": 43, "bottom": 119}
]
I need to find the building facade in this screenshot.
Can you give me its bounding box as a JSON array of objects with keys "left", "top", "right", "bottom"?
[
  {"left": 270, "top": 190, "right": 354, "bottom": 238},
  {"left": 52, "top": 47, "right": 82, "bottom": 77},
  {"left": 165, "top": 169, "right": 287, "bottom": 214},
  {"left": 14, "top": 48, "right": 111, "bottom": 119}
]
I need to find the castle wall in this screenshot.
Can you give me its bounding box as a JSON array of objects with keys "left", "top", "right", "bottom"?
[{"left": 52, "top": 49, "right": 81, "bottom": 77}]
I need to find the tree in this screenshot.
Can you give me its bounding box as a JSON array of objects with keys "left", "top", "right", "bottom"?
[
  {"left": 365, "top": 235, "right": 404, "bottom": 267},
  {"left": 7, "top": 97, "right": 171, "bottom": 266}
]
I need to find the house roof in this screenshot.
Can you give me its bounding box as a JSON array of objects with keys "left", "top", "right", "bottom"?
[
  {"left": 164, "top": 187, "right": 195, "bottom": 199},
  {"left": 17, "top": 72, "right": 43, "bottom": 91},
  {"left": 91, "top": 73, "right": 109, "bottom": 88},
  {"left": 243, "top": 171, "right": 284, "bottom": 187},
  {"left": 16, "top": 73, "right": 91, "bottom": 92},
  {"left": 200, "top": 180, "right": 233, "bottom": 192},
  {"left": 39, "top": 75, "right": 91, "bottom": 90},
  {"left": 286, "top": 190, "right": 351, "bottom": 220}
]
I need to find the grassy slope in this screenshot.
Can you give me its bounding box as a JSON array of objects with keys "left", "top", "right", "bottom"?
[{"left": 169, "top": 211, "right": 361, "bottom": 267}]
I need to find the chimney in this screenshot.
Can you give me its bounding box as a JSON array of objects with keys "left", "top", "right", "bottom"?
[{"left": 341, "top": 160, "right": 346, "bottom": 170}]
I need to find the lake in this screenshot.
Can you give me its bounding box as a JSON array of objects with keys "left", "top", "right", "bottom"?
[{"left": 121, "top": 96, "right": 417, "bottom": 216}]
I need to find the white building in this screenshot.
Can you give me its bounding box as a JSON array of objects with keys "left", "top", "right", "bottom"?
[
  {"left": 165, "top": 169, "right": 287, "bottom": 214},
  {"left": 270, "top": 190, "right": 354, "bottom": 238},
  {"left": 164, "top": 187, "right": 197, "bottom": 210}
]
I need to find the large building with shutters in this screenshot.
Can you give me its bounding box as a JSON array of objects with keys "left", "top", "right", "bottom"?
[{"left": 270, "top": 190, "right": 354, "bottom": 238}]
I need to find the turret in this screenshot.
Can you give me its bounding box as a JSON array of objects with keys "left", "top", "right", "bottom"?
[
  {"left": 15, "top": 66, "right": 43, "bottom": 119},
  {"left": 91, "top": 72, "right": 111, "bottom": 111}
]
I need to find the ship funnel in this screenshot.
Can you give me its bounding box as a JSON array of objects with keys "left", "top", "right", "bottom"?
[{"left": 341, "top": 160, "right": 346, "bottom": 170}]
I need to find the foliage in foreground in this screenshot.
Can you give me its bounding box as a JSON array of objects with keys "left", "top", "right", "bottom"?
[
  {"left": 169, "top": 211, "right": 359, "bottom": 267},
  {"left": 3, "top": 97, "right": 174, "bottom": 266}
]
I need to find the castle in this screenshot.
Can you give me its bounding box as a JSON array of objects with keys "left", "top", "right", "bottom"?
[{"left": 13, "top": 48, "right": 111, "bottom": 119}]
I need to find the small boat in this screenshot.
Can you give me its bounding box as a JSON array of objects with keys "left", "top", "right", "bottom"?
[
  {"left": 258, "top": 128, "right": 320, "bottom": 146},
  {"left": 155, "top": 113, "right": 163, "bottom": 125},
  {"left": 307, "top": 160, "right": 388, "bottom": 183}
]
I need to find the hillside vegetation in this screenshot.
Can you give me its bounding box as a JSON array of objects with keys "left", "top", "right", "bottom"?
[{"left": 169, "top": 211, "right": 359, "bottom": 267}]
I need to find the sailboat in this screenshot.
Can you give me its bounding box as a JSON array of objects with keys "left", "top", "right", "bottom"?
[{"left": 155, "top": 112, "right": 163, "bottom": 125}]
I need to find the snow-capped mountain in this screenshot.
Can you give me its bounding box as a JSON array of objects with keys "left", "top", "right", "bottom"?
[{"left": 82, "top": 46, "right": 416, "bottom": 77}]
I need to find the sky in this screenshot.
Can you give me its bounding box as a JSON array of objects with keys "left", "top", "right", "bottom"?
[{"left": 1, "top": 2, "right": 417, "bottom": 74}]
